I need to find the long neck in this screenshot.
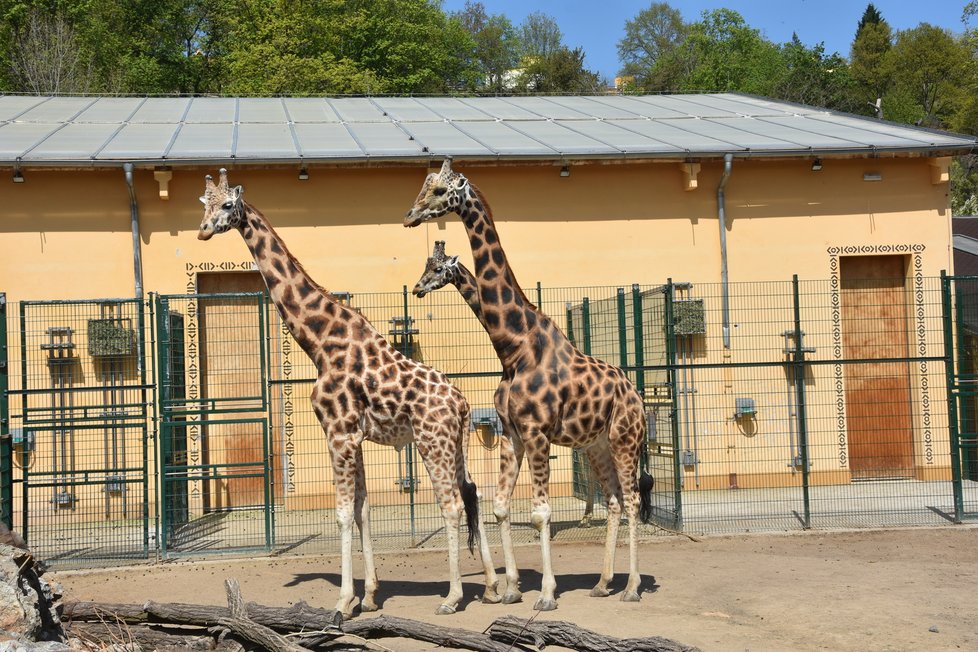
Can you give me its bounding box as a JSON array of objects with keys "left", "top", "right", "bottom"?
[
  {"left": 237, "top": 203, "right": 348, "bottom": 366},
  {"left": 451, "top": 262, "right": 488, "bottom": 329},
  {"left": 457, "top": 184, "right": 544, "bottom": 366}
]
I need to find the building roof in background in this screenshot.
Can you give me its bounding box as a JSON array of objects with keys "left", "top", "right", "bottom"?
[{"left": 1, "top": 93, "right": 974, "bottom": 168}]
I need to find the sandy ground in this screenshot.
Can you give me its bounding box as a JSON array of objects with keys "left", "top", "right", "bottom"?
[{"left": 52, "top": 526, "right": 977, "bottom": 652}]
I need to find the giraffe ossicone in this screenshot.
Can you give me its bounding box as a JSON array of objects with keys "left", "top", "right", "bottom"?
[
  {"left": 199, "top": 170, "right": 500, "bottom": 619},
  {"left": 406, "top": 160, "right": 654, "bottom": 611}
]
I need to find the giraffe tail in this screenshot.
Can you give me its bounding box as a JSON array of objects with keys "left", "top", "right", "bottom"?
[
  {"left": 639, "top": 470, "right": 654, "bottom": 524},
  {"left": 461, "top": 478, "right": 479, "bottom": 554}
]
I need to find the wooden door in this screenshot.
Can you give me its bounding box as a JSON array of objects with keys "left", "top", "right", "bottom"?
[
  {"left": 197, "top": 272, "right": 271, "bottom": 509},
  {"left": 840, "top": 255, "right": 914, "bottom": 479}
]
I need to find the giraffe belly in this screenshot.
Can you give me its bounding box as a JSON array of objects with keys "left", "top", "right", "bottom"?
[{"left": 361, "top": 411, "right": 414, "bottom": 449}]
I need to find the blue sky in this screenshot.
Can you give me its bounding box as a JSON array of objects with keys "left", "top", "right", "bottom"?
[{"left": 440, "top": 1, "right": 973, "bottom": 81}]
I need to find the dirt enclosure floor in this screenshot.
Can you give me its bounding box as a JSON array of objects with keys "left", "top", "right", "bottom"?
[{"left": 53, "top": 526, "right": 977, "bottom": 651}]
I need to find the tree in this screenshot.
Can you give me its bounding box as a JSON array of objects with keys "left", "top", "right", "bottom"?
[
  {"left": 7, "top": 7, "right": 93, "bottom": 93},
  {"left": 774, "top": 35, "right": 858, "bottom": 112},
  {"left": 617, "top": 2, "right": 687, "bottom": 90},
  {"left": 515, "top": 46, "right": 601, "bottom": 93},
  {"left": 451, "top": 1, "right": 519, "bottom": 92},
  {"left": 519, "top": 11, "right": 561, "bottom": 60},
  {"left": 850, "top": 3, "right": 893, "bottom": 112}
]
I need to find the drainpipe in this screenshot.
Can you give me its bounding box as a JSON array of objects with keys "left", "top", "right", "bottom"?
[
  {"left": 717, "top": 153, "right": 733, "bottom": 349},
  {"left": 123, "top": 163, "right": 144, "bottom": 299}
]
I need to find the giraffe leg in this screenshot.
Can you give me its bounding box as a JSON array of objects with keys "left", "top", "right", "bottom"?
[
  {"left": 613, "top": 418, "right": 646, "bottom": 603},
  {"left": 328, "top": 433, "right": 359, "bottom": 619},
  {"left": 578, "top": 465, "right": 596, "bottom": 528},
  {"left": 524, "top": 430, "right": 557, "bottom": 611},
  {"left": 416, "top": 436, "right": 465, "bottom": 615},
  {"left": 587, "top": 446, "right": 622, "bottom": 598},
  {"left": 493, "top": 430, "right": 523, "bottom": 605},
  {"left": 353, "top": 448, "right": 379, "bottom": 612}
]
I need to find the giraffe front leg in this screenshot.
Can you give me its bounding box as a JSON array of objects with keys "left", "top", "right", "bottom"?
[
  {"left": 525, "top": 430, "right": 557, "bottom": 611},
  {"left": 494, "top": 432, "right": 523, "bottom": 605},
  {"left": 327, "top": 430, "right": 360, "bottom": 619},
  {"left": 589, "top": 448, "right": 621, "bottom": 598},
  {"left": 619, "top": 468, "right": 643, "bottom": 603},
  {"left": 416, "top": 436, "right": 465, "bottom": 615},
  {"left": 353, "top": 448, "right": 379, "bottom": 612}
]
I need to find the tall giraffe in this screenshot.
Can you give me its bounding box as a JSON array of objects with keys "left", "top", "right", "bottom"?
[
  {"left": 405, "top": 160, "right": 654, "bottom": 611},
  {"left": 198, "top": 169, "right": 499, "bottom": 618},
  {"left": 413, "top": 241, "right": 598, "bottom": 526}
]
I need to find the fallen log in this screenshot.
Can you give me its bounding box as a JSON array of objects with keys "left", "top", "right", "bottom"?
[
  {"left": 214, "top": 578, "right": 307, "bottom": 652},
  {"left": 487, "top": 615, "right": 700, "bottom": 652},
  {"left": 343, "top": 615, "right": 513, "bottom": 652},
  {"left": 67, "top": 621, "right": 224, "bottom": 651}
]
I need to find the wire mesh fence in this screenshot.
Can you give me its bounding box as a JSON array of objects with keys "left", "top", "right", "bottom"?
[{"left": 0, "top": 269, "right": 973, "bottom": 570}]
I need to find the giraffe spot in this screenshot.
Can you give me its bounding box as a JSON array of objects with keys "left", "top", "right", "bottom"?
[
  {"left": 484, "top": 228, "right": 497, "bottom": 245},
  {"left": 282, "top": 287, "right": 300, "bottom": 314},
  {"left": 265, "top": 275, "right": 280, "bottom": 289},
  {"left": 307, "top": 295, "right": 323, "bottom": 311},
  {"left": 337, "top": 392, "right": 349, "bottom": 412},
  {"left": 271, "top": 239, "right": 283, "bottom": 254},
  {"left": 273, "top": 259, "right": 287, "bottom": 277},
  {"left": 253, "top": 236, "right": 265, "bottom": 257},
  {"left": 480, "top": 286, "right": 499, "bottom": 305},
  {"left": 251, "top": 218, "right": 267, "bottom": 232},
  {"left": 532, "top": 332, "right": 548, "bottom": 364},
  {"left": 305, "top": 316, "right": 326, "bottom": 335},
  {"left": 474, "top": 251, "right": 490, "bottom": 270},
  {"left": 527, "top": 371, "right": 544, "bottom": 394},
  {"left": 524, "top": 309, "right": 537, "bottom": 329},
  {"left": 500, "top": 286, "right": 512, "bottom": 303},
  {"left": 474, "top": 221, "right": 485, "bottom": 234},
  {"left": 470, "top": 235, "right": 483, "bottom": 250},
  {"left": 542, "top": 390, "right": 556, "bottom": 406},
  {"left": 505, "top": 309, "right": 523, "bottom": 334},
  {"left": 484, "top": 310, "right": 500, "bottom": 328},
  {"left": 603, "top": 381, "right": 614, "bottom": 394},
  {"left": 329, "top": 323, "right": 347, "bottom": 338},
  {"left": 405, "top": 389, "right": 417, "bottom": 401},
  {"left": 242, "top": 227, "right": 253, "bottom": 239},
  {"left": 473, "top": 200, "right": 483, "bottom": 211},
  {"left": 298, "top": 280, "right": 315, "bottom": 299},
  {"left": 287, "top": 260, "right": 300, "bottom": 277},
  {"left": 325, "top": 302, "right": 336, "bottom": 315},
  {"left": 483, "top": 268, "right": 498, "bottom": 282},
  {"left": 491, "top": 249, "right": 505, "bottom": 266}
]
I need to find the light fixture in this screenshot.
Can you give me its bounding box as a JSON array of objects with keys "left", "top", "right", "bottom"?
[
  {"left": 12, "top": 159, "right": 24, "bottom": 183},
  {"left": 863, "top": 172, "right": 882, "bottom": 182},
  {"left": 559, "top": 165, "right": 570, "bottom": 178},
  {"left": 811, "top": 158, "right": 822, "bottom": 172},
  {"left": 298, "top": 167, "right": 309, "bottom": 181}
]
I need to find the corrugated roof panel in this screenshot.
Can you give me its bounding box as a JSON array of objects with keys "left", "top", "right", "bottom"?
[
  {"left": 558, "top": 119, "right": 679, "bottom": 154},
  {"left": 613, "top": 119, "right": 742, "bottom": 153},
  {"left": 400, "top": 122, "right": 493, "bottom": 156},
  {"left": 345, "top": 122, "right": 423, "bottom": 156},
  {"left": 802, "top": 113, "right": 963, "bottom": 147},
  {"left": 328, "top": 98, "right": 387, "bottom": 123},
  {"left": 284, "top": 98, "right": 341, "bottom": 123},
  {"left": 512, "top": 120, "right": 619, "bottom": 154},
  {"left": 15, "top": 96, "right": 94, "bottom": 122},
  {"left": 706, "top": 94, "right": 805, "bottom": 116},
  {"left": 459, "top": 97, "right": 541, "bottom": 120},
  {"left": 546, "top": 96, "right": 644, "bottom": 120},
  {"left": 0, "top": 96, "right": 50, "bottom": 121},
  {"left": 753, "top": 116, "right": 870, "bottom": 149},
  {"left": 235, "top": 123, "right": 298, "bottom": 158},
  {"left": 25, "top": 123, "right": 117, "bottom": 159},
  {"left": 128, "top": 97, "right": 191, "bottom": 123},
  {"left": 414, "top": 97, "right": 493, "bottom": 121},
  {"left": 75, "top": 97, "right": 144, "bottom": 123},
  {"left": 238, "top": 98, "right": 288, "bottom": 123},
  {"left": 656, "top": 117, "right": 798, "bottom": 150},
  {"left": 184, "top": 97, "right": 237, "bottom": 123},
  {"left": 495, "top": 96, "right": 592, "bottom": 119},
  {"left": 0, "top": 122, "right": 60, "bottom": 158},
  {"left": 586, "top": 95, "right": 687, "bottom": 119},
  {"left": 454, "top": 121, "right": 556, "bottom": 155},
  {"left": 644, "top": 95, "right": 747, "bottom": 118},
  {"left": 167, "top": 123, "right": 233, "bottom": 158},
  {"left": 97, "top": 123, "right": 177, "bottom": 159},
  {"left": 372, "top": 97, "right": 443, "bottom": 122},
  {"left": 292, "top": 123, "right": 363, "bottom": 157}
]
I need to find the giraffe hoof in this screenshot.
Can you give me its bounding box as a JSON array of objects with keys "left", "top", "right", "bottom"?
[
  {"left": 501, "top": 591, "right": 523, "bottom": 605},
  {"left": 621, "top": 591, "right": 641, "bottom": 603},
  {"left": 589, "top": 586, "right": 611, "bottom": 598},
  {"left": 435, "top": 603, "right": 457, "bottom": 615},
  {"left": 483, "top": 591, "right": 503, "bottom": 604},
  {"left": 533, "top": 597, "right": 558, "bottom": 611},
  {"left": 360, "top": 600, "right": 379, "bottom": 613}
]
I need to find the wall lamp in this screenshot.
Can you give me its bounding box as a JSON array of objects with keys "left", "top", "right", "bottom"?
[
  {"left": 863, "top": 172, "right": 882, "bottom": 182},
  {"left": 298, "top": 166, "right": 309, "bottom": 181},
  {"left": 811, "top": 158, "right": 822, "bottom": 171},
  {"left": 559, "top": 165, "right": 570, "bottom": 178},
  {"left": 12, "top": 159, "right": 24, "bottom": 183}
]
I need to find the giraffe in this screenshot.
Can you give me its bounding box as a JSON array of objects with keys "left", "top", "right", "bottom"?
[
  {"left": 413, "top": 240, "right": 599, "bottom": 527},
  {"left": 405, "top": 160, "right": 654, "bottom": 611},
  {"left": 197, "top": 169, "right": 499, "bottom": 618}
]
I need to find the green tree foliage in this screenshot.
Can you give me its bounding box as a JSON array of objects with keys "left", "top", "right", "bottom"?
[
  {"left": 451, "top": 1, "right": 518, "bottom": 92},
  {"left": 850, "top": 3, "right": 893, "bottom": 109},
  {"left": 617, "top": 2, "right": 687, "bottom": 90},
  {"left": 774, "top": 35, "right": 858, "bottom": 112},
  {"left": 511, "top": 12, "right": 601, "bottom": 93}
]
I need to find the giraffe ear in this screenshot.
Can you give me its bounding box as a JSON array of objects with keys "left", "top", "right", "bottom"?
[
  {"left": 199, "top": 195, "right": 207, "bottom": 205},
  {"left": 446, "top": 255, "right": 459, "bottom": 267},
  {"left": 453, "top": 174, "right": 467, "bottom": 190},
  {"left": 439, "top": 158, "right": 453, "bottom": 175},
  {"left": 230, "top": 185, "right": 244, "bottom": 201}
]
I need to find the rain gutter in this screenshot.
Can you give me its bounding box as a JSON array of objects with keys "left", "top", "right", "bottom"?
[
  {"left": 123, "top": 163, "right": 144, "bottom": 300},
  {"left": 717, "top": 153, "right": 733, "bottom": 349}
]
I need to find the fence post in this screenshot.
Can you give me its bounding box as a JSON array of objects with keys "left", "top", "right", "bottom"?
[
  {"left": 664, "top": 279, "right": 683, "bottom": 525},
  {"left": 0, "top": 293, "right": 11, "bottom": 530},
  {"left": 792, "top": 275, "right": 811, "bottom": 529},
  {"left": 582, "top": 297, "right": 592, "bottom": 355},
  {"left": 401, "top": 285, "right": 417, "bottom": 543},
  {"left": 941, "top": 272, "right": 964, "bottom": 522},
  {"left": 616, "top": 288, "right": 628, "bottom": 370},
  {"left": 631, "top": 285, "right": 647, "bottom": 470}
]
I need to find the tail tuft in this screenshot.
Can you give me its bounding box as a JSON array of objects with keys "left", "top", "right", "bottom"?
[
  {"left": 461, "top": 479, "right": 480, "bottom": 553},
  {"left": 638, "top": 471, "right": 654, "bottom": 524}
]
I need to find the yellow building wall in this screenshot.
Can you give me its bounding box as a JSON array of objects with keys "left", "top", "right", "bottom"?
[{"left": 0, "top": 157, "right": 955, "bottom": 514}]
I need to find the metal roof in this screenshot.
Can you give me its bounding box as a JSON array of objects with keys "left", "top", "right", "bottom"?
[{"left": 1, "top": 93, "right": 974, "bottom": 167}]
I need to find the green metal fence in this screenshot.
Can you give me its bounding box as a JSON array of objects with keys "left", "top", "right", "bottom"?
[{"left": 0, "top": 272, "right": 973, "bottom": 569}]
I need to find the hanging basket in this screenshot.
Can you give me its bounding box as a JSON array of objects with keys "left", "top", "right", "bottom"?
[
  {"left": 87, "top": 319, "right": 135, "bottom": 357},
  {"left": 674, "top": 299, "right": 706, "bottom": 336}
]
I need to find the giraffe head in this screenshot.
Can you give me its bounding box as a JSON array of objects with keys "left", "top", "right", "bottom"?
[
  {"left": 412, "top": 240, "right": 460, "bottom": 297},
  {"left": 404, "top": 158, "right": 468, "bottom": 227},
  {"left": 198, "top": 169, "right": 244, "bottom": 240}
]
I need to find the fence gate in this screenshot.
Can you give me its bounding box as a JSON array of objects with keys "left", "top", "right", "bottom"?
[
  {"left": 944, "top": 275, "right": 978, "bottom": 521},
  {"left": 155, "top": 292, "right": 273, "bottom": 555}
]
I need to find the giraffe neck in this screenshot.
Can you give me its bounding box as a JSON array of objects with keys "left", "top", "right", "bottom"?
[
  {"left": 457, "top": 184, "right": 543, "bottom": 367},
  {"left": 450, "top": 262, "right": 487, "bottom": 329},
  {"left": 237, "top": 203, "right": 352, "bottom": 366}
]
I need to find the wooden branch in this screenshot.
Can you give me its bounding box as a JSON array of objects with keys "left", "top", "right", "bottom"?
[
  {"left": 67, "top": 621, "right": 221, "bottom": 651},
  {"left": 487, "top": 615, "right": 700, "bottom": 652},
  {"left": 214, "top": 578, "right": 308, "bottom": 652},
  {"left": 343, "top": 615, "right": 514, "bottom": 652}
]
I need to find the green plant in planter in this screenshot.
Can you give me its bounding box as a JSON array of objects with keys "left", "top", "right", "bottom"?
[
  {"left": 674, "top": 299, "right": 706, "bottom": 336},
  {"left": 88, "top": 319, "right": 135, "bottom": 357}
]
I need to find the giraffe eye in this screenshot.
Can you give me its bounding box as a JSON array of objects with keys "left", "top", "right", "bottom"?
[
  {"left": 434, "top": 266, "right": 443, "bottom": 273},
  {"left": 222, "top": 201, "right": 234, "bottom": 209},
  {"left": 433, "top": 187, "right": 447, "bottom": 196}
]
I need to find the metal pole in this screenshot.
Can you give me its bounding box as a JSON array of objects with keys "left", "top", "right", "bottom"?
[
  {"left": 582, "top": 298, "right": 592, "bottom": 355},
  {"left": 0, "top": 293, "right": 11, "bottom": 530},
  {"left": 664, "top": 279, "right": 683, "bottom": 526},
  {"left": 941, "top": 272, "right": 964, "bottom": 521},
  {"left": 631, "top": 285, "right": 648, "bottom": 470},
  {"left": 616, "top": 288, "right": 628, "bottom": 370},
  {"left": 402, "top": 285, "right": 416, "bottom": 543},
  {"left": 793, "top": 275, "right": 811, "bottom": 528}
]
